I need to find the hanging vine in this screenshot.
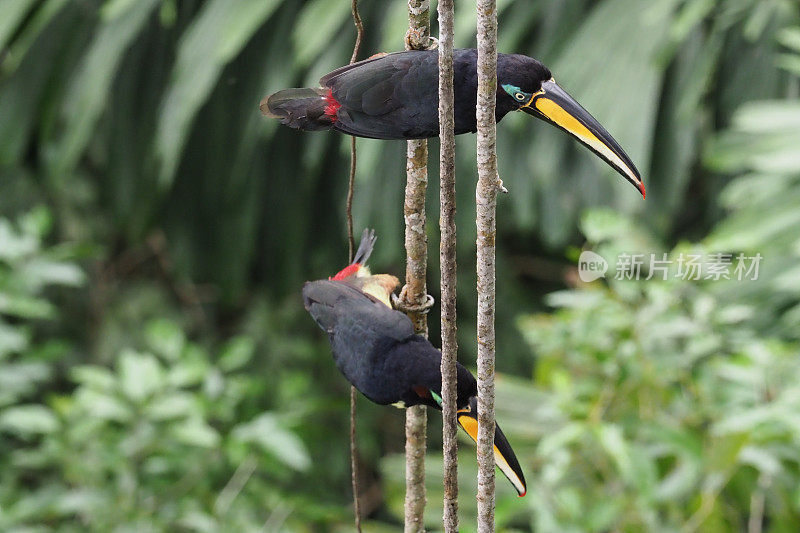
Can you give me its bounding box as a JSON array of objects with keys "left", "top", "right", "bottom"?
[{"left": 346, "top": 1, "right": 365, "bottom": 531}]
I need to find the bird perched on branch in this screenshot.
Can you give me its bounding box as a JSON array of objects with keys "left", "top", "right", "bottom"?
[
  {"left": 302, "top": 229, "right": 527, "bottom": 496},
  {"left": 262, "top": 49, "right": 644, "bottom": 198}
]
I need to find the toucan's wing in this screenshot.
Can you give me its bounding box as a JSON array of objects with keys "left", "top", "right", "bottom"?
[
  {"left": 322, "top": 52, "right": 409, "bottom": 115},
  {"left": 303, "top": 280, "right": 418, "bottom": 403},
  {"left": 320, "top": 51, "right": 439, "bottom": 139},
  {"left": 456, "top": 396, "right": 527, "bottom": 496},
  {"left": 319, "top": 52, "right": 401, "bottom": 86}
]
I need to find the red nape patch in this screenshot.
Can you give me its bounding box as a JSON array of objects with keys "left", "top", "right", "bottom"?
[
  {"left": 330, "top": 263, "right": 360, "bottom": 281},
  {"left": 323, "top": 89, "right": 341, "bottom": 122}
]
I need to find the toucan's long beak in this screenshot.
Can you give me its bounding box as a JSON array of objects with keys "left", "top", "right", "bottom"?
[
  {"left": 457, "top": 397, "right": 527, "bottom": 496},
  {"left": 522, "top": 79, "right": 645, "bottom": 199}
]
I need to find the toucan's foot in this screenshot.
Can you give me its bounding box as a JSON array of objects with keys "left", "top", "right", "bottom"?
[
  {"left": 405, "top": 29, "right": 437, "bottom": 50},
  {"left": 392, "top": 289, "right": 435, "bottom": 314}
]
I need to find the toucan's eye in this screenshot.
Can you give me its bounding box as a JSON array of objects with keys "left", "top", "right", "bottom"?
[{"left": 514, "top": 92, "right": 526, "bottom": 101}]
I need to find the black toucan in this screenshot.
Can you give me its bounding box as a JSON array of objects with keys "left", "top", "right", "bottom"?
[
  {"left": 303, "top": 229, "right": 527, "bottom": 496},
  {"left": 263, "top": 48, "right": 645, "bottom": 198}
]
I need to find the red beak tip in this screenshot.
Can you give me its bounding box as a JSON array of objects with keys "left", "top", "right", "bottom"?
[
  {"left": 518, "top": 490, "right": 527, "bottom": 497},
  {"left": 639, "top": 182, "right": 646, "bottom": 199}
]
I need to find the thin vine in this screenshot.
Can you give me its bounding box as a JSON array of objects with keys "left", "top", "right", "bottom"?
[{"left": 346, "top": 1, "right": 365, "bottom": 531}]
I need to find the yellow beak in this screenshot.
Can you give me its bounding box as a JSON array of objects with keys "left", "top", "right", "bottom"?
[
  {"left": 457, "top": 397, "right": 527, "bottom": 496},
  {"left": 522, "top": 79, "right": 645, "bottom": 198}
]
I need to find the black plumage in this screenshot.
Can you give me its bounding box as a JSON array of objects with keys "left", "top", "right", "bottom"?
[
  {"left": 303, "top": 279, "right": 475, "bottom": 407},
  {"left": 303, "top": 278, "right": 526, "bottom": 496},
  {"left": 264, "top": 49, "right": 548, "bottom": 139}
]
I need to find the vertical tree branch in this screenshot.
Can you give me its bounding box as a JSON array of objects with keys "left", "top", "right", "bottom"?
[
  {"left": 402, "top": 2, "right": 433, "bottom": 532},
  {"left": 402, "top": 140, "right": 430, "bottom": 533},
  {"left": 347, "top": 2, "right": 364, "bottom": 531},
  {"left": 403, "top": 147, "right": 430, "bottom": 533},
  {"left": 475, "top": 0, "right": 498, "bottom": 531},
  {"left": 437, "top": 0, "right": 458, "bottom": 531}
]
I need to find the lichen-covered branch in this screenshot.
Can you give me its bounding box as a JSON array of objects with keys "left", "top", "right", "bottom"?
[
  {"left": 405, "top": 0, "right": 433, "bottom": 51},
  {"left": 475, "top": 0, "right": 499, "bottom": 531},
  {"left": 402, "top": 2, "right": 432, "bottom": 532},
  {"left": 402, "top": 139, "right": 429, "bottom": 533},
  {"left": 437, "top": 0, "right": 458, "bottom": 531}
]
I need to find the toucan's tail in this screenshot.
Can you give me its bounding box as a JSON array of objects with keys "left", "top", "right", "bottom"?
[
  {"left": 260, "top": 88, "right": 334, "bottom": 131},
  {"left": 353, "top": 228, "right": 377, "bottom": 265},
  {"left": 329, "top": 228, "right": 376, "bottom": 281},
  {"left": 457, "top": 396, "right": 527, "bottom": 496}
]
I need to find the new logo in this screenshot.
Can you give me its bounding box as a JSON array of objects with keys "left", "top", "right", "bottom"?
[{"left": 578, "top": 250, "right": 608, "bottom": 282}]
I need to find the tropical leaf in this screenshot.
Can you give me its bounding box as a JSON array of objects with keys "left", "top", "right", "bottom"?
[{"left": 155, "top": 0, "right": 281, "bottom": 187}]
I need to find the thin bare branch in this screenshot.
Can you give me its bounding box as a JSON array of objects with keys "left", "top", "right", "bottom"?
[
  {"left": 402, "top": 136, "right": 429, "bottom": 533},
  {"left": 347, "top": 141, "right": 357, "bottom": 260},
  {"left": 437, "top": 0, "right": 458, "bottom": 530},
  {"left": 476, "top": 0, "right": 499, "bottom": 531},
  {"left": 402, "top": 2, "right": 432, "bottom": 531},
  {"left": 350, "top": 0, "right": 364, "bottom": 65},
  {"left": 349, "top": 384, "right": 362, "bottom": 532},
  {"left": 346, "top": 0, "right": 364, "bottom": 260}
]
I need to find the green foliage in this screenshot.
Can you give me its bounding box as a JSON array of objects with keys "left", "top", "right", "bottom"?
[
  {"left": 0, "top": 208, "right": 81, "bottom": 406},
  {"left": 7, "top": 341, "right": 310, "bottom": 530},
  {"left": 508, "top": 212, "right": 800, "bottom": 531},
  {"left": 704, "top": 93, "right": 800, "bottom": 339},
  {"left": 0, "top": 210, "right": 308, "bottom": 530}
]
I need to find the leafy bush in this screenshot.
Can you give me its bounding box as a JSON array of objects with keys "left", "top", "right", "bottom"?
[
  {"left": 513, "top": 210, "right": 800, "bottom": 531},
  {"left": 0, "top": 210, "right": 313, "bottom": 531},
  {"left": 0, "top": 207, "right": 83, "bottom": 409},
  {"left": 4, "top": 330, "right": 311, "bottom": 531}
]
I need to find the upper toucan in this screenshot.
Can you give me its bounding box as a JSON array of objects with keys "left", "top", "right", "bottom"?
[
  {"left": 303, "top": 229, "right": 527, "bottom": 496},
  {"left": 262, "top": 48, "right": 645, "bottom": 198}
]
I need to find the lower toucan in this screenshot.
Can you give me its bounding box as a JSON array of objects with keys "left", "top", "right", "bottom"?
[
  {"left": 262, "top": 48, "right": 645, "bottom": 198},
  {"left": 303, "top": 229, "right": 526, "bottom": 496}
]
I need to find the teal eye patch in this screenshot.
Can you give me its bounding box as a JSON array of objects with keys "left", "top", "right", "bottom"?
[{"left": 501, "top": 84, "right": 529, "bottom": 102}]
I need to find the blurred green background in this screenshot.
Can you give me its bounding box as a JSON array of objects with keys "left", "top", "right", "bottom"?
[{"left": 2, "top": 0, "right": 800, "bottom": 531}]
